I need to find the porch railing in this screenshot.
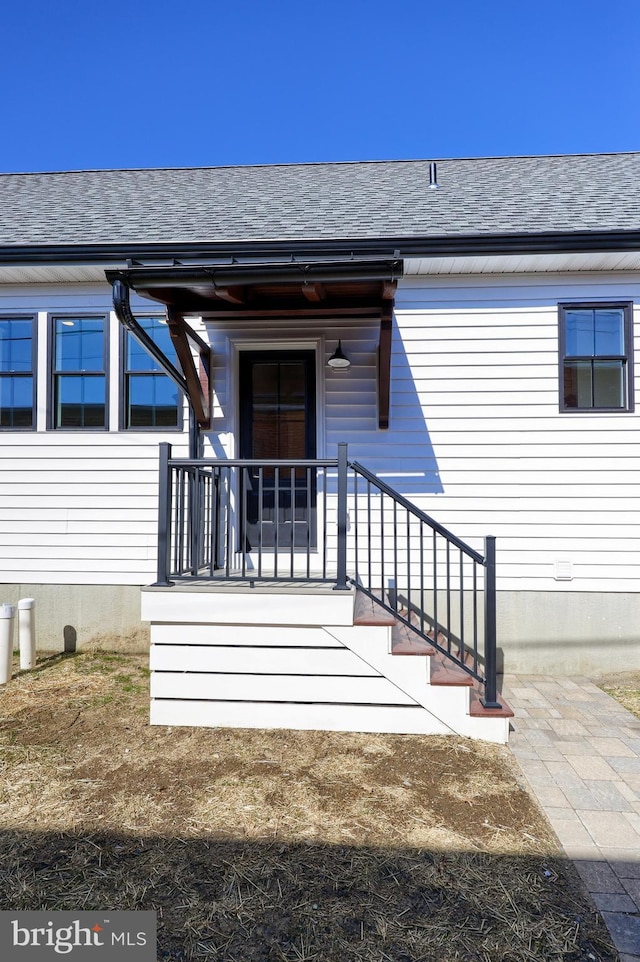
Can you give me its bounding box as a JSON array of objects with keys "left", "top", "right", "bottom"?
[{"left": 155, "top": 442, "right": 499, "bottom": 708}]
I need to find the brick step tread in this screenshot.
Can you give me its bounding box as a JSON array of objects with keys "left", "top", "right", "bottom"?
[{"left": 353, "top": 589, "right": 396, "bottom": 627}]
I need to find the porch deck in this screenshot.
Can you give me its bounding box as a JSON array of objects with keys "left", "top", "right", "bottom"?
[{"left": 146, "top": 444, "right": 508, "bottom": 740}]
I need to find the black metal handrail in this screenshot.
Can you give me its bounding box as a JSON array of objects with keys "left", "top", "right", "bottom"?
[
  {"left": 155, "top": 443, "right": 348, "bottom": 588},
  {"left": 155, "top": 441, "right": 499, "bottom": 707},
  {"left": 347, "top": 460, "right": 499, "bottom": 708}
]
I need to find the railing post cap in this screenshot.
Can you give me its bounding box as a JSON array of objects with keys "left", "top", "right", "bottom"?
[
  {"left": 18, "top": 598, "right": 35, "bottom": 609},
  {"left": 0, "top": 604, "right": 16, "bottom": 619}
]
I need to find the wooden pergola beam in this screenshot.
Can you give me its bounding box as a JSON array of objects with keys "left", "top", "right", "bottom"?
[{"left": 382, "top": 280, "right": 397, "bottom": 300}]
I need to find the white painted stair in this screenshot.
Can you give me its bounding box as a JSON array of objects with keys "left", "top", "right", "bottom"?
[{"left": 142, "top": 584, "right": 512, "bottom": 743}]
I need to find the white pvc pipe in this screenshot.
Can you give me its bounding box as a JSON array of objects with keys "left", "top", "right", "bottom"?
[
  {"left": 0, "top": 604, "right": 16, "bottom": 684},
  {"left": 18, "top": 598, "right": 36, "bottom": 670}
]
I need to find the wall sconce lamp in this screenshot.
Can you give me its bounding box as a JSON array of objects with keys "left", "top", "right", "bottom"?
[{"left": 327, "top": 340, "right": 351, "bottom": 369}]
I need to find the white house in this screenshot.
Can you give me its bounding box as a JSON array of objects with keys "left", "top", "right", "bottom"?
[{"left": 1, "top": 153, "right": 640, "bottom": 742}]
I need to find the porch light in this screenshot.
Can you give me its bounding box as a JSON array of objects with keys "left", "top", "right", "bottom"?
[{"left": 327, "top": 340, "right": 350, "bottom": 369}]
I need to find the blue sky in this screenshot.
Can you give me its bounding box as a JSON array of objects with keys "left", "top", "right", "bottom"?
[{"left": 1, "top": 0, "right": 638, "bottom": 172}]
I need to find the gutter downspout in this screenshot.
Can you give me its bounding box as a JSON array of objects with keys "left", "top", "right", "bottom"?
[{"left": 112, "top": 278, "right": 200, "bottom": 458}]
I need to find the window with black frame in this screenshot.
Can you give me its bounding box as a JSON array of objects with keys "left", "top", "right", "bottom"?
[
  {"left": 559, "top": 302, "right": 634, "bottom": 412},
  {"left": 52, "top": 316, "right": 107, "bottom": 429},
  {"left": 0, "top": 316, "right": 35, "bottom": 429},
  {"left": 123, "top": 317, "right": 182, "bottom": 429}
]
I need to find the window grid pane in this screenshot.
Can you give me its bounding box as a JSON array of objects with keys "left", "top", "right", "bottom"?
[
  {"left": 124, "top": 318, "right": 181, "bottom": 429},
  {"left": 561, "top": 305, "right": 631, "bottom": 412},
  {"left": 0, "top": 375, "right": 34, "bottom": 427},
  {"left": 56, "top": 374, "right": 106, "bottom": 428},
  {"left": 52, "top": 317, "right": 107, "bottom": 429},
  {"left": 0, "top": 318, "right": 34, "bottom": 429}
]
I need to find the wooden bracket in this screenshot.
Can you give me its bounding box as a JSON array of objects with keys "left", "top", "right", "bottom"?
[
  {"left": 166, "top": 307, "right": 212, "bottom": 428},
  {"left": 302, "top": 282, "right": 326, "bottom": 302}
]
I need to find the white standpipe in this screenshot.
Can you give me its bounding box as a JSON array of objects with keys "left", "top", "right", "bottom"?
[
  {"left": 18, "top": 598, "right": 36, "bottom": 670},
  {"left": 0, "top": 604, "right": 16, "bottom": 684}
]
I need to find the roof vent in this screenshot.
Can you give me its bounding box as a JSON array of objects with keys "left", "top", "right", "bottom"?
[{"left": 428, "top": 162, "right": 439, "bottom": 190}]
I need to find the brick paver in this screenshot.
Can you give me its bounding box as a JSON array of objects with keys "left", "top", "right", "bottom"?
[{"left": 505, "top": 674, "right": 640, "bottom": 961}]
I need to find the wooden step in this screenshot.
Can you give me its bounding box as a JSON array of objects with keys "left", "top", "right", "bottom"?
[
  {"left": 353, "top": 589, "right": 396, "bottom": 626},
  {"left": 391, "top": 620, "right": 436, "bottom": 656},
  {"left": 429, "top": 649, "right": 474, "bottom": 687},
  {"left": 469, "top": 688, "right": 514, "bottom": 719}
]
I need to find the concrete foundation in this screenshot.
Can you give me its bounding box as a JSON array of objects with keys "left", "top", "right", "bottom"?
[
  {"left": 498, "top": 591, "right": 640, "bottom": 676},
  {"left": 0, "top": 584, "right": 149, "bottom": 653},
  {"left": 0, "top": 583, "right": 637, "bottom": 675}
]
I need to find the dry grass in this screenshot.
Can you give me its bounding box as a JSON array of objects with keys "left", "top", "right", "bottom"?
[
  {"left": 0, "top": 650, "right": 618, "bottom": 961},
  {"left": 597, "top": 669, "right": 640, "bottom": 721}
]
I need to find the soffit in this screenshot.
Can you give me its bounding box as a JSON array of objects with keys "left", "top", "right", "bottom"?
[{"left": 404, "top": 250, "right": 640, "bottom": 275}]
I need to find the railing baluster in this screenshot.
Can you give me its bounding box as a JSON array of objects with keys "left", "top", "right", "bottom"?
[
  {"left": 459, "top": 549, "right": 464, "bottom": 662},
  {"left": 380, "top": 490, "right": 385, "bottom": 602},
  {"left": 406, "top": 509, "right": 411, "bottom": 619},
  {"left": 446, "top": 541, "right": 451, "bottom": 653},
  {"left": 225, "top": 466, "right": 231, "bottom": 578},
  {"left": 472, "top": 561, "right": 478, "bottom": 675},
  {"left": 306, "top": 466, "right": 311, "bottom": 579},
  {"left": 481, "top": 536, "right": 500, "bottom": 708},
  {"left": 274, "top": 466, "right": 279, "bottom": 579},
  {"left": 177, "top": 469, "right": 186, "bottom": 574},
  {"left": 367, "top": 480, "right": 372, "bottom": 593},
  {"left": 419, "top": 521, "right": 425, "bottom": 635},
  {"left": 290, "top": 467, "right": 295, "bottom": 578},
  {"left": 209, "top": 468, "right": 220, "bottom": 578},
  {"left": 241, "top": 466, "right": 248, "bottom": 579},
  {"left": 392, "top": 500, "right": 398, "bottom": 612},
  {"left": 258, "top": 467, "right": 263, "bottom": 578},
  {"left": 155, "top": 442, "right": 173, "bottom": 586},
  {"left": 322, "top": 466, "right": 327, "bottom": 580},
  {"left": 433, "top": 530, "right": 438, "bottom": 648},
  {"left": 353, "top": 470, "right": 359, "bottom": 585},
  {"left": 334, "top": 442, "right": 348, "bottom": 590}
]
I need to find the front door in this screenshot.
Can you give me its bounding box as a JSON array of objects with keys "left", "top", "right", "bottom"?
[{"left": 239, "top": 351, "right": 316, "bottom": 550}]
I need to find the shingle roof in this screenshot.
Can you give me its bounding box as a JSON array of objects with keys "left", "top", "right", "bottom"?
[{"left": 1, "top": 153, "right": 640, "bottom": 247}]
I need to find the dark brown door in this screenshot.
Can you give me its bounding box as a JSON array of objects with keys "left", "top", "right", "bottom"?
[{"left": 239, "top": 351, "right": 316, "bottom": 549}]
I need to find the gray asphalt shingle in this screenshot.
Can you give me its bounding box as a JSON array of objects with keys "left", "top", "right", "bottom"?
[{"left": 1, "top": 153, "right": 639, "bottom": 247}]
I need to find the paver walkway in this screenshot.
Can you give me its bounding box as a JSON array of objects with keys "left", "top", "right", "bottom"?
[{"left": 503, "top": 674, "right": 640, "bottom": 962}]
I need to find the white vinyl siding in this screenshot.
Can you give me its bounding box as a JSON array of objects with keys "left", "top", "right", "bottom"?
[
  {"left": 392, "top": 272, "right": 640, "bottom": 593},
  {"left": 2, "top": 272, "right": 640, "bottom": 594},
  {"left": 0, "top": 285, "right": 189, "bottom": 585}
]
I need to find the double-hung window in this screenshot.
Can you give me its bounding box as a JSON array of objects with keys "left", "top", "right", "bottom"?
[
  {"left": 123, "top": 316, "right": 182, "bottom": 429},
  {"left": 0, "top": 316, "right": 36, "bottom": 429},
  {"left": 559, "top": 302, "right": 634, "bottom": 412},
  {"left": 51, "top": 316, "right": 107, "bottom": 429}
]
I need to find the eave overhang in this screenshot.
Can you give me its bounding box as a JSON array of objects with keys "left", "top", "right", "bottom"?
[
  {"left": 3, "top": 228, "right": 640, "bottom": 267},
  {"left": 109, "top": 254, "right": 402, "bottom": 430}
]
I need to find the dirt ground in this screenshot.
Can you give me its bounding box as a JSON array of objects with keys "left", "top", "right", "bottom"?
[{"left": 0, "top": 650, "right": 619, "bottom": 961}]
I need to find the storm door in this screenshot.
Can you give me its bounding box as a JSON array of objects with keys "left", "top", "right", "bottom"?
[{"left": 239, "top": 351, "right": 317, "bottom": 550}]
